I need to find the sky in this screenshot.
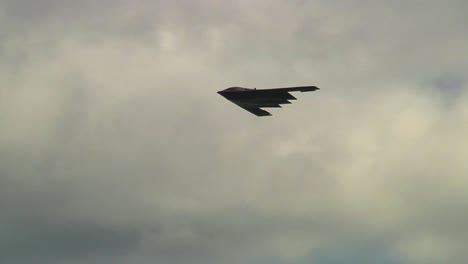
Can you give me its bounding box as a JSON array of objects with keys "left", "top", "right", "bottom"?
[{"left": 1, "top": 0, "right": 468, "bottom": 263}]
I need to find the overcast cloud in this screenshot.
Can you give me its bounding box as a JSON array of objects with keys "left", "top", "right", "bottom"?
[{"left": 1, "top": 0, "right": 468, "bottom": 263}]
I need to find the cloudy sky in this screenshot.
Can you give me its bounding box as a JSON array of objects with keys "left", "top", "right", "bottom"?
[{"left": 1, "top": 0, "right": 468, "bottom": 263}]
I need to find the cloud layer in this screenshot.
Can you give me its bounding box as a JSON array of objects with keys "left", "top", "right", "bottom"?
[{"left": 1, "top": 1, "right": 468, "bottom": 263}]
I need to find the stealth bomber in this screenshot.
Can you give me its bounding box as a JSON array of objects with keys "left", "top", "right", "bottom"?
[{"left": 218, "top": 86, "right": 319, "bottom": 116}]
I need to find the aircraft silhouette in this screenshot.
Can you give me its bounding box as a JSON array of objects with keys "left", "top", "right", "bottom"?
[{"left": 218, "top": 86, "right": 319, "bottom": 116}]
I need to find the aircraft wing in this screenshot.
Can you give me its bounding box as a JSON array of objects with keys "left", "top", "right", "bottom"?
[
  {"left": 234, "top": 103, "right": 272, "bottom": 116},
  {"left": 259, "top": 86, "right": 319, "bottom": 93},
  {"left": 250, "top": 86, "right": 319, "bottom": 103}
]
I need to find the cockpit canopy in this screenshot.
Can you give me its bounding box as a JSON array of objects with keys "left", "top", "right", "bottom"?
[{"left": 223, "top": 87, "right": 251, "bottom": 92}]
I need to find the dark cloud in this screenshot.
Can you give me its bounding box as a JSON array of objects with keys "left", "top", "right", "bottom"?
[{"left": 1, "top": 1, "right": 468, "bottom": 264}]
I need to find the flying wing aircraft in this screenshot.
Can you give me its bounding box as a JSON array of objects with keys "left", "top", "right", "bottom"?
[{"left": 217, "top": 86, "right": 319, "bottom": 116}]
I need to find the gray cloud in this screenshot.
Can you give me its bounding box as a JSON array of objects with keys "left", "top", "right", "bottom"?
[{"left": 1, "top": 0, "right": 468, "bottom": 264}]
